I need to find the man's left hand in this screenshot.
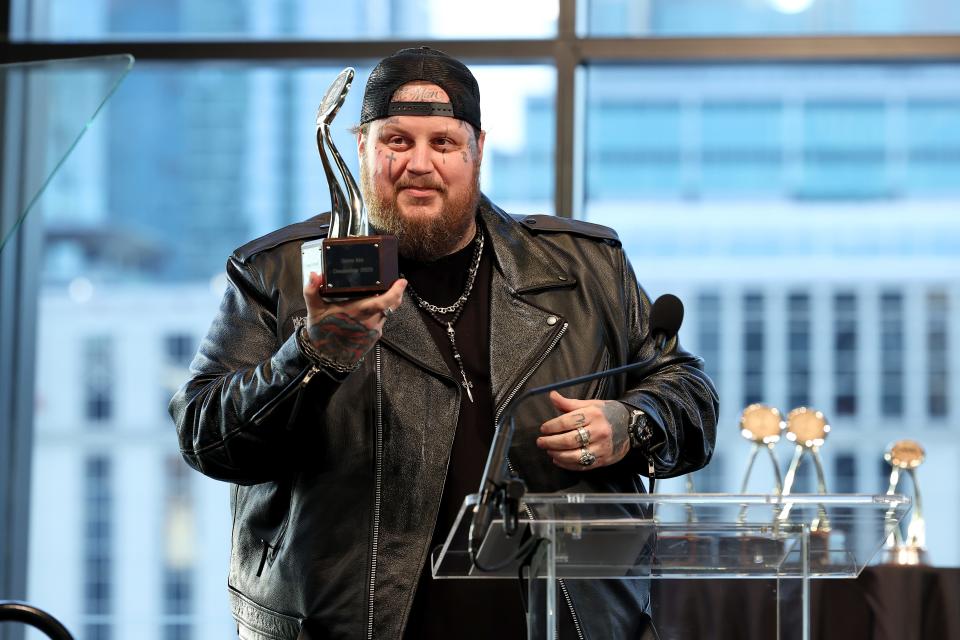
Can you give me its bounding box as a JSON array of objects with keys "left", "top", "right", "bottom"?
[{"left": 536, "top": 391, "right": 631, "bottom": 471}]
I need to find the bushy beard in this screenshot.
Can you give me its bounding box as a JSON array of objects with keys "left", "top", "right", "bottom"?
[{"left": 360, "top": 162, "right": 481, "bottom": 262}]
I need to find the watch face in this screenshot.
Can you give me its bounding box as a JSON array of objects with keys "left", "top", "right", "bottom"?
[
  {"left": 739, "top": 403, "right": 784, "bottom": 444},
  {"left": 628, "top": 411, "right": 647, "bottom": 447},
  {"left": 785, "top": 407, "right": 830, "bottom": 449}
]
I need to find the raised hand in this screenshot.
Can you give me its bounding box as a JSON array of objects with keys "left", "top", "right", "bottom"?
[
  {"left": 536, "top": 390, "right": 631, "bottom": 471},
  {"left": 302, "top": 272, "right": 407, "bottom": 368}
]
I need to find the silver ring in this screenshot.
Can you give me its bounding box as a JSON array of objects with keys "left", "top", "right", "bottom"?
[
  {"left": 576, "top": 426, "right": 590, "bottom": 447},
  {"left": 579, "top": 447, "right": 596, "bottom": 467},
  {"left": 383, "top": 306, "right": 394, "bottom": 318}
]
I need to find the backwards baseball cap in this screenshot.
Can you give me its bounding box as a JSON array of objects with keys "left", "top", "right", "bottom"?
[{"left": 360, "top": 46, "right": 481, "bottom": 130}]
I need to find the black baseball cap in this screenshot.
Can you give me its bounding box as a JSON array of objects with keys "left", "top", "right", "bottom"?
[{"left": 360, "top": 47, "right": 481, "bottom": 130}]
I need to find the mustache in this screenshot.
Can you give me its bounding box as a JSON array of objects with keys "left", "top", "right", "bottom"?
[{"left": 395, "top": 179, "right": 446, "bottom": 193}]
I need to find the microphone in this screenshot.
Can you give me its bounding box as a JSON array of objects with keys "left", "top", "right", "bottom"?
[
  {"left": 469, "top": 294, "right": 685, "bottom": 568},
  {"left": 650, "top": 294, "right": 683, "bottom": 352}
]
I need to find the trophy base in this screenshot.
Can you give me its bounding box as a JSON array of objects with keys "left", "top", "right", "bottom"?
[
  {"left": 883, "top": 545, "right": 928, "bottom": 566},
  {"left": 321, "top": 235, "right": 399, "bottom": 298}
]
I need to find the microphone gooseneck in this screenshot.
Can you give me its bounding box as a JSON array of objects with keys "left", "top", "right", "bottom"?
[{"left": 468, "top": 293, "right": 685, "bottom": 570}]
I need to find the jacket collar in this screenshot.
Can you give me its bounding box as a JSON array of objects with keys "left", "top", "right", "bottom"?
[{"left": 477, "top": 196, "right": 578, "bottom": 294}]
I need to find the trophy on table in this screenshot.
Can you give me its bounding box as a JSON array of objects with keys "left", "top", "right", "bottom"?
[
  {"left": 725, "top": 404, "right": 787, "bottom": 567},
  {"left": 777, "top": 407, "right": 832, "bottom": 565},
  {"left": 301, "top": 67, "right": 398, "bottom": 297},
  {"left": 778, "top": 407, "right": 831, "bottom": 518},
  {"left": 882, "top": 439, "right": 928, "bottom": 565},
  {"left": 737, "top": 403, "right": 786, "bottom": 498}
]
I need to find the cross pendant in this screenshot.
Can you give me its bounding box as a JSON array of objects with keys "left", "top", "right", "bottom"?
[{"left": 461, "top": 372, "right": 475, "bottom": 403}]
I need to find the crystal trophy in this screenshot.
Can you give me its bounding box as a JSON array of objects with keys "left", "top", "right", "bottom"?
[
  {"left": 777, "top": 407, "right": 832, "bottom": 564},
  {"left": 882, "top": 439, "right": 928, "bottom": 565},
  {"left": 737, "top": 403, "right": 786, "bottom": 497},
  {"left": 724, "top": 404, "right": 787, "bottom": 566},
  {"left": 314, "top": 67, "right": 398, "bottom": 297}
]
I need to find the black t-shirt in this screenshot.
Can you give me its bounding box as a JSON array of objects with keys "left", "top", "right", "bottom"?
[{"left": 400, "top": 231, "right": 528, "bottom": 639}]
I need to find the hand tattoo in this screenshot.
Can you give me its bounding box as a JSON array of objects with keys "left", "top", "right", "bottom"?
[
  {"left": 603, "top": 401, "right": 631, "bottom": 457},
  {"left": 308, "top": 312, "right": 379, "bottom": 366},
  {"left": 573, "top": 412, "right": 587, "bottom": 427}
]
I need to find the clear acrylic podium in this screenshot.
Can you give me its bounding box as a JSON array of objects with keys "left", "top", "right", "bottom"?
[{"left": 433, "top": 493, "right": 911, "bottom": 640}]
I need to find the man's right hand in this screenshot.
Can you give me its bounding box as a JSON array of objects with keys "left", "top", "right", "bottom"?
[{"left": 302, "top": 272, "right": 407, "bottom": 368}]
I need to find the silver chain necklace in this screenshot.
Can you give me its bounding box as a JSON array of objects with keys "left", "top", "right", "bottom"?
[{"left": 405, "top": 229, "right": 484, "bottom": 402}]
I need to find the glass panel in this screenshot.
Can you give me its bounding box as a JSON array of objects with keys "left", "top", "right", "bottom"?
[
  {"left": 0, "top": 55, "right": 133, "bottom": 255},
  {"left": 583, "top": 63, "right": 960, "bottom": 565},
  {"left": 434, "top": 493, "right": 911, "bottom": 579},
  {"left": 12, "top": 0, "right": 558, "bottom": 41},
  {"left": 584, "top": 0, "right": 960, "bottom": 36},
  {"left": 25, "top": 61, "right": 552, "bottom": 638}
]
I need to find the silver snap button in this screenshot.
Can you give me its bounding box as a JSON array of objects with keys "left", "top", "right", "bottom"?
[
  {"left": 546, "top": 316, "right": 558, "bottom": 326},
  {"left": 558, "top": 275, "right": 567, "bottom": 281}
]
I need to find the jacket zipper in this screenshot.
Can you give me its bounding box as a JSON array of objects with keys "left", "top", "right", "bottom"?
[
  {"left": 558, "top": 578, "right": 585, "bottom": 640},
  {"left": 367, "top": 344, "right": 384, "bottom": 640},
  {"left": 250, "top": 318, "right": 321, "bottom": 426},
  {"left": 249, "top": 362, "right": 319, "bottom": 426},
  {"left": 517, "top": 501, "right": 585, "bottom": 640},
  {"left": 492, "top": 322, "right": 583, "bottom": 640},
  {"left": 493, "top": 322, "right": 569, "bottom": 443}
]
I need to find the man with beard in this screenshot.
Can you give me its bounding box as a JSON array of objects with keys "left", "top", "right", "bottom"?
[{"left": 171, "top": 47, "right": 717, "bottom": 640}]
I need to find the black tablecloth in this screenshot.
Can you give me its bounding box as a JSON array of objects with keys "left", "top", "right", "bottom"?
[{"left": 651, "top": 566, "right": 960, "bottom": 640}]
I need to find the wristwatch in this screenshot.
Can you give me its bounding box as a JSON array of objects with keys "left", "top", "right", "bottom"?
[
  {"left": 627, "top": 408, "right": 652, "bottom": 450},
  {"left": 627, "top": 407, "right": 659, "bottom": 488}
]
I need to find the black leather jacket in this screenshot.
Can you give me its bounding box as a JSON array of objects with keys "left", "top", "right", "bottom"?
[{"left": 170, "top": 197, "right": 718, "bottom": 639}]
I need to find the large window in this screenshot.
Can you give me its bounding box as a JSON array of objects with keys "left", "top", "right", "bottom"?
[
  {"left": 880, "top": 290, "right": 904, "bottom": 418},
  {"left": 4, "top": 3, "right": 960, "bottom": 639},
  {"left": 20, "top": 58, "right": 553, "bottom": 639},
  {"left": 584, "top": 0, "right": 960, "bottom": 36},
  {"left": 11, "top": 0, "right": 559, "bottom": 41},
  {"left": 582, "top": 60, "right": 960, "bottom": 561}
]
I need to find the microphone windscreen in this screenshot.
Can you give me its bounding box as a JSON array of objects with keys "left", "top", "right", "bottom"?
[{"left": 651, "top": 294, "right": 684, "bottom": 340}]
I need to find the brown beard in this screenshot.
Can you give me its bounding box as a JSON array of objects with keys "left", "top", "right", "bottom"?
[{"left": 360, "top": 161, "right": 481, "bottom": 262}]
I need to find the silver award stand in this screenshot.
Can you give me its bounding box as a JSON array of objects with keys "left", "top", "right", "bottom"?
[
  {"left": 316, "top": 67, "right": 366, "bottom": 240},
  {"left": 778, "top": 407, "right": 831, "bottom": 531},
  {"left": 434, "top": 493, "right": 911, "bottom": 640},
  {"left": 883, "top": 439, "right": 928, "bottom": 565},
  {"left": 737, "top": 404, "right": 786, "bottom": 523},
  {"left": 311, "top": 67, "right": 398, "bottom": 298}
]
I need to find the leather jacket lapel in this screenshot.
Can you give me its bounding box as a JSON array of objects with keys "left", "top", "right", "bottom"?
[
  {"left": 380, "top": 290, "right": 451, "bottom": 380},
  {"left": 479, "top": 198, "right": 576, "bottom": 409},
  {"left": 378, "top": 197, "right": 582, "bottom": 403},
  {"left": 488, "top": 271, "right": 567, "bottom": 411}
]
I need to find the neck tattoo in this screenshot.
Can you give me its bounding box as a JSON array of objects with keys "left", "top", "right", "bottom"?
[{"left": 405, "top": 229, "right": 484, "bottom": 403}]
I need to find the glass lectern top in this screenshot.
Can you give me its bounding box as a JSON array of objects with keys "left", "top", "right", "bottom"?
[
  {"left": 433, "top": 493, "right": 911, "bottom": 580},
  {"left": 0, "top": 55, "right": 134, "bottom": 255}
]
